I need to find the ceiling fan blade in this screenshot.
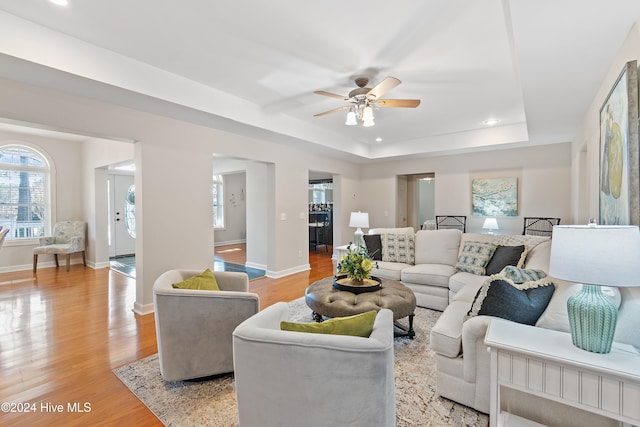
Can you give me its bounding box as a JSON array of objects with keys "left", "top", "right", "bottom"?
[
  {"left": 314, "top": 105, "right": 350, "bottom": 117},
  {"left": 367, "top": 76, "right": 401, "bottom": 99},
  {"left": 375, "top": 99, "right": 421, "bottom": 108},
  {"left": 314, "top": 90, "right": 350, "bottom": 101}
]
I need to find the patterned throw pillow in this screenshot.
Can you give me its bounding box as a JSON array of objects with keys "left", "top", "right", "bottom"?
[
  {"left": 494, "top": 235, "right": 549, "bottom": 250},
  {"left": 455, "top": 241, "right": 497, "bottom": 275},
  {"left": 381, "top": 233, "right": 415, "bottom": 265},
  {"left": 500, "top": 265, "right": 547, "bottom": 283}
]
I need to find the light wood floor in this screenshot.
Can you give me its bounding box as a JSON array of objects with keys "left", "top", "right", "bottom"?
[{"left": 0, "top": 244, "right": 335, "bottom": 426}]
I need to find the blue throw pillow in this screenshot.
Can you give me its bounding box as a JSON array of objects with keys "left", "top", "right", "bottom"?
[{"left": 468, "top": 268, "right": 555, "bottom": 325}]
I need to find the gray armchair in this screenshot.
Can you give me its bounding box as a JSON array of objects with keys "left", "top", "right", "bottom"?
[
  {"left": 233, "top": 302, "right": 396, "bottom": 427},
  {"left": 153, "top": 269, "right": 259, "bottom": 381},
  {"left": 33, "top": 221, "right": 87, "bottom": 272}
]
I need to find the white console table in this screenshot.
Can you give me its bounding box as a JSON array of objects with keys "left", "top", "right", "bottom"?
[{"left": 485, "top": 319, "right": 640, "bottom": 427}]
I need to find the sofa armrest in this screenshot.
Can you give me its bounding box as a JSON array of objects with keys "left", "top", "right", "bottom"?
[{"left": 460, "top": 315, "right": 492, "bottom": 383}]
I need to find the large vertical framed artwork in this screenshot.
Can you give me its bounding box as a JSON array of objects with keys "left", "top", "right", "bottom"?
[
  {"left": 599, "top": 60, "right": 640, "bottom": 225},
  {"left": 471, "top": 177, "right": 518, "bottom": 216}
]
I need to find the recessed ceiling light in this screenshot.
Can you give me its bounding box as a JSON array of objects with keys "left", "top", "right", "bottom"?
[
  {"left": 375, "top": 137, "right": 383, "bottom": 142},
  {"left": 49, "top": 0, "right": 69, "bottom": 6},
  {"left": 483, "top": 119, "right": 500, "bottom": 126}
]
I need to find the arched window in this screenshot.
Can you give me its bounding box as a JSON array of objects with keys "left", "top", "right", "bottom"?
[{"left": 0, "top": 144, "right": 51, "bottom": 240}]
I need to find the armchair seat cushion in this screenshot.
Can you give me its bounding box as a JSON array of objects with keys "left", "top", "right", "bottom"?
[{"left": 33, "top": 243, "right": 77, "bottom": 254}]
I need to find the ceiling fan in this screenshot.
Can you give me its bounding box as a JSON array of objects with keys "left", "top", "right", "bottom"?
[{"left": 313, "top": 76, "right": 420, "bottom": 127}]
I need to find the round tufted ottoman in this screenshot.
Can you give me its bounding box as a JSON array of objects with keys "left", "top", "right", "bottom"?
[{"left": 305, "top": 276, "right": 417, "bottom": 338}]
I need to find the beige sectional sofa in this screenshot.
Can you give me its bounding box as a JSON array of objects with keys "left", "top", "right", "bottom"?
[
  {"left": 369, "top": 227, "right": 550, "bottom": 311},
  {"left": 366, "top": 227, "right": 640, "bottom": 418}
]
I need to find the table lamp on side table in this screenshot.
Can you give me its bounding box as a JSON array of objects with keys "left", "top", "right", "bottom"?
[
  {"left": 549, "top": 225, "right": 640, "bottom": 353},
  {"left": 349, "top": 211, "right": 369, "bottom": 247},
  {"left": 482, "top": 217, "right": 499, "bottom": 234}
]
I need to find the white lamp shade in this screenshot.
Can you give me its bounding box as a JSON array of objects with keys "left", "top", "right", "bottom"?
[
  {"left": 345, "top": 110, "right": 357, "bottom": 125},
  {"left": 349, "top": 212, "right": 369, "bottom": 229},
  {"left": 362, "top": 106, "right": 375, "bottom": 127},
  {"left": 549, "top": 225, "right": 640, "bottom": 287},
  {"left": 482, "top": 218, "right": 499, "bottom": 230}
]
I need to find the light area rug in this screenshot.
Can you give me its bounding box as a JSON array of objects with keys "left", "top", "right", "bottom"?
[{"left": 113, "top": 298, "right": 489, "bottom": 427}]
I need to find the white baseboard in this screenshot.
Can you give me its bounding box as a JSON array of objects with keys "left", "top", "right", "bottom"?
[
  {"left": 214, "top": 239, "right": 246, "bottom": 247},
  {"left": 266, "top": 263, "right": 310, "bottom": 279},
  {"left": 0, "top": 259, "right": 94, "bottom": 273},
  {"left": 133, "top": 301, "right": 154, "bottom": 316},
  {"left": 245, "top": 261, "right": 267, "bottom": 271}
]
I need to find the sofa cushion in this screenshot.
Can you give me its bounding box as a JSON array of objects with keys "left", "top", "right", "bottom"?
[
  {"left": 362, "top": 234, "right": 382, "bottom": 260},
  {"left": 381, "top": 233, "right": 415, "bottom": 264},
  {"left": 469, "top": 270, "right": 555, "bottom": 325},
  {"left": 450, "top": 272, "right": 488, "bottom": 302},
  {"left": 372, "top": 261, "right": 409, "bottom": 281},
  {"left": 369, "top": 227, "right": 414, "bottom": 235},
  {"left": 523, "top": 239, "right": 551, "bottom": 271},
  {"left": 401, "top": 263, "right": 456, "bottom": 287},
  {"left": 484, "top": 245, "right": 527, "bottom": 276},
  {"left": 455, "top": 241, "right": 497, "bottom": 275},
  {"left": 414, "top": 229, "right": 462, "bottom": 265}
]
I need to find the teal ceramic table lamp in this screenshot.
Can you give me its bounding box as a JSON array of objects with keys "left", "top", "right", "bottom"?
[{"left": 549, "top": 225, "right": 640, "bottom": 353}]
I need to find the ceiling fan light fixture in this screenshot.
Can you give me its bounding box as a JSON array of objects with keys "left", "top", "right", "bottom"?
[
  {"left": 345, "top": 110, "right": 357, "bottom": 126},
  {"left": 362, "top": 106, "right": 375, "bottom": 127}
]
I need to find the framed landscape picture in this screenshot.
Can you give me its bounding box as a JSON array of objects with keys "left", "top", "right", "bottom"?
[
  {"left": 472, "top": 177, "right": 518, "bottom": 216},
  {"left": 599, "top": 60, "right": 640, "bottom": 225}
]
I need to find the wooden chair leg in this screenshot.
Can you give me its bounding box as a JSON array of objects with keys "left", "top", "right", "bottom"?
[
  {"left": 33, "top": 254, "right": 38, "bottom": 273},
  {"left": 82, "top": 251, "right": 86, "bottom": 267},
  {"left": 54, "top": 254, "right": 59, "bottom": 268},
  {"left": 66, "top": 254, "right": 71, "bottom": 272}
]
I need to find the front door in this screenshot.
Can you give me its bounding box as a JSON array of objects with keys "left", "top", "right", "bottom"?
[{"left": 110, "top": 174, "right": 136, "bottom": 257}]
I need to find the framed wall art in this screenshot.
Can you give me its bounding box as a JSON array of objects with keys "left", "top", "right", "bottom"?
[
  {"left": 472, "top": 177, "right": 518, "bottom": 216},
  {"left": 599, "top": 60, "right": 640, "bottom": 225}
]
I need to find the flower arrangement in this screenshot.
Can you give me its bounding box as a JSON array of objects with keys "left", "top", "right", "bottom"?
[{"left": 337, "top": 244, "right": 375, "bottom": 283}]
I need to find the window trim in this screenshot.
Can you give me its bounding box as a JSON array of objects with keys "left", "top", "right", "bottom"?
[{"left": 0, "top": 142, "right": 56, "bottom": 246}]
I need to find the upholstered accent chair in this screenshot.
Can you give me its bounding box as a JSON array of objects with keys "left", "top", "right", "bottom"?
[
  {"left": 33, "top": 221, "right": 87, "bottom": 272},
  {"left": 153, "top": 269, "right": 259, "bottom": 381},
  {"left": 233, "top": 302, "right": 396, "bottom": 427}
]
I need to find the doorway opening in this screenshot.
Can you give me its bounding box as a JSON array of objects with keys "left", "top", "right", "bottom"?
[
  {"left": 397, "top": 173, "right": 435, "bottom": 230},
  {"left": 108, "top": 164, "right": 136, "bottom": 277}
]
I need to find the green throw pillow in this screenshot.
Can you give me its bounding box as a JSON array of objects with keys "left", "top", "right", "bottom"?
[
  {"left": 171, "top": 268, "right": 220, "bottom": 290},
  {"left": 280, "top": 310, "right": 377, "bottom": 337}
]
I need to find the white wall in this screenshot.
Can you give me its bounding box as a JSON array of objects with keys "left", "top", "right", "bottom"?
[
  {"left": 82, "top": 138, "right": 135, "bottom": 268},
  {"left": 359, "top": 143, "right": 572, "bottom": 236},
  {"left": 572, "top": 22, "right": 640, "bottom": 224}
]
